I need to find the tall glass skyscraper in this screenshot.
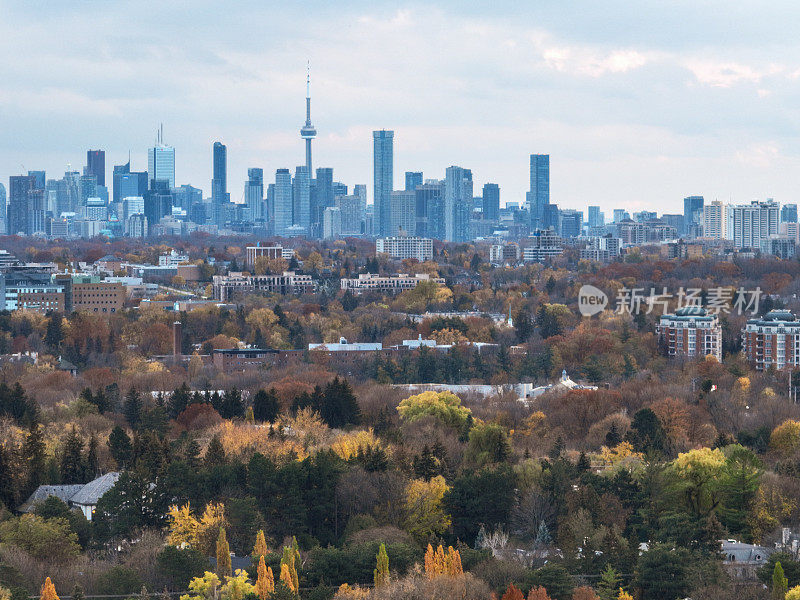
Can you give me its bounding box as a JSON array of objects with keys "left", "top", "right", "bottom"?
[
  {"left": 683, "top": 196, "right": 704, "bottom": 236},
  {"left": 274, "top": 169, "right": 293, "bottom": 236},
  {"left": 86, "top": 150, "right": 106, "bottom": 187},
  {"left": 482, "top": 183, "right": 500, "bottom": 221},
  {"left": 292, "top": 166, "right": 311, "bottom": 234},
  {"left": 445, "top": 166, "right": 473, "bottom": 242},
  {"left": 148, "top": 145, "right": 175, "bottom": 189},
  {"left": 527, "top": 154, "right": 550, "bottom": 231},
  {"left": 405, "top": 171, "right": 422, "bottom": 192},
  {"left": 245, "top": 168, "right": 264, "bottom": 222},
  {"left": 373, "top": 130, "right": 394, "bottom": 237}
]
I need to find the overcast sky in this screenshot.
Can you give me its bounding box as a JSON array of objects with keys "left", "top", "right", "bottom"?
[{"left": 1, "top": 1, "right": 800, "bottom": 214}]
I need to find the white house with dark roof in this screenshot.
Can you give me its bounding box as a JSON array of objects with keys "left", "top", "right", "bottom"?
[{"left": 21, "top": 472, "right": 120, "bottom": 521}]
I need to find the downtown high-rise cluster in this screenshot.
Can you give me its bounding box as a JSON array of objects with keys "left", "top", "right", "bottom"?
[{"left": 2, "top": 69, "right": 800, "bottom": 262}]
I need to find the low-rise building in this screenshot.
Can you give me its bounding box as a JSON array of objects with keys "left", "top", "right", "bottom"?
[
  {"left": 71, "top": 277, "right": 125, "bottom": 313},
  {"left": 212, "top": 271, "right": 316, "bottom": 301},
  {"left": 376, "top": 236, "right": 434, "bottom": 262},
  {"left": 489, "top": 242, "right": 521, "bottom": 265},
  {"left": 245, "top": 244, "right": 295, "bottom": 271},
  {"left": 340, "top": 272, "right": 445, "bottom": 295},
  {"left": 523, "top": 229, "right": 563, "bottom": 262},
  {"left": 579, "top": 235, "right": 622, "bottom": 262},
  {"left": 657, "top": 306, "right": 722, "bottom": 360},
  {"left": 743, "top": 309, "right": 800, "bottom": 371}
]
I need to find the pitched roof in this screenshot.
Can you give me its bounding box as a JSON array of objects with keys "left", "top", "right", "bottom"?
[
  {"left": 70, "top": 472, "right": 120, "bottom": 506},
  {"left": 21, "top": 484, "right": 84, "bottom": 512}
]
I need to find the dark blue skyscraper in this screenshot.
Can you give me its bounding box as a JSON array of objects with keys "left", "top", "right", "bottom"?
[
  {"left": 212, "top": 142, "right": 228, "bottom": 204},
  {"left": 405, "top": 171, "right": 422, "bottom": 191},
  {"left": 86, "top": 150, "right": 105, "bottom": 187},
  {"left": 373, "top": 130, "right": 394, "bottom": 237},
  {"left": 781, "top": 203, "right": 798, "bottom": 223},
  {"left": 8, "top": 175, "right": 35, "bottom": 235},
  {"left": 527, "top": 154, "right": 550, "bottom": 230},
  {"left": 683, "top": 196, "right": 704, "bottom": 235},
  {"left": 482, "top": 183, "right": 500, "bottom": 221}
]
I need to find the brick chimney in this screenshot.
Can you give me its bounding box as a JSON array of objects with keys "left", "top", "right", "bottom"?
[{"left": 173, "top": 321, "right": 182, "bottom": 358}]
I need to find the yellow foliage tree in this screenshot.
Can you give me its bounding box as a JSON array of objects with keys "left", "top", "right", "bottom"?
[
  {"left": 598, "top": 441, "right": 642, "bottom": 468},
  {"left": 167, "top": 503, "right": 201, "bottom": 548},
  {"left": 331, "top": 429, "right": 383, "bottom": 461},
  {"left": 255, "top": 556, "right": 274, "bottom": 599},
  {"left": 180, "top": 571, "right": 221, "bottom": 600},
  {"left": 397, "top": 390, "right": 472, "bottom": 429},
  {"left": 423, "top": 544, "right": 462, "bottom": 579},
  {"left": 786, "top": 585, "right": 800, "bottom": 600},
  {"left": 40, "top": 578, "right": 59, "bottom": 600},
  {"left": 216, "top": 527, "right": 232, "bottom": 578},
  {"left": 279, "top": 563, "right": 296, "bottom": 593},
  {"left": 771, "top": 419, "right": 800, "bottom": 457},
  {"left": 617, "top": 590, "right": 634, "bottom": 600},
  {"left": 220, "top": 569, "right": 254, "bottom": 600},
  {"left": 404, "top": 476, "right": 451, "bottom": 542},
  {"left": 253, "top": 530, "right": 268, "bottom": 560}
]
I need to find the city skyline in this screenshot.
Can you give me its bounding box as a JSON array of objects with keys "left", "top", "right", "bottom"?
[{"left": 3, "top": 2, "right": 800, "bottom": 214}]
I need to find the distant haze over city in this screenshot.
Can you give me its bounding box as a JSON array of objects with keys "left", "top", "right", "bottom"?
[{"left": 2, "top": 1, "right": 800, "bottom": 212}]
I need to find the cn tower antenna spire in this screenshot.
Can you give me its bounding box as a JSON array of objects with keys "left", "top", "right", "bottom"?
[{"left": 300, "top": 60, "right": 317, "bottom": 174}]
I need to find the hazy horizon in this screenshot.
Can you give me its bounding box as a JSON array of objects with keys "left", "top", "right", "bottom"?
[{"left": 2, "top": 1, "right": 799, "bottom": 214}]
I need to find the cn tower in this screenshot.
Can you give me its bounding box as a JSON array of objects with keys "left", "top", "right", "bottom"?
[{"left": 299, "top": 62, "right": 317, "bottom": 174}]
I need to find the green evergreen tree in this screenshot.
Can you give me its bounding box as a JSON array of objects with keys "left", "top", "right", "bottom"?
[
  {"left": 86, "top": 434, "right": 99, "bottom": 478},
  {"left": 107, "top": 425, "right": 133, "bottom": 469},
  {"left": 597, "top": 564, "right": 622, "bottom": 600},
  {"left": 773, "top": 561, "right": 788, "bottom": 600},
  {"left": 253, "top": 389, "right": 280, "bottom": 423},
  {"left": 205, "top": 434, "right": 226, "bottom": 467},
  {"left": 124, "top": 388, "right": 143, "bottom": 429},
  {"left": 23, "top": 421, "right": 46, "bottom": 493},
  {"left": 169, "top": 383, "right": 191, "bottom": 419},
  {"left": 60, "top": 425, "right": 85, "bottom": 484}
]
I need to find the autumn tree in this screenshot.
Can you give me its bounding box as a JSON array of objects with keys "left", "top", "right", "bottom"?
[
  {"left": 397, "top": 390, "right": 471, "bottom": 430},
  {"left": 571, "top": 587, "right": 598, "bottom": 600},
  {"left": 216, "top": 528, "right": 232, "bottom": 578},
  {"left": 404, "top": 476, "right": 451, "bottom": 542},
  {"left": 501, "top": 584, "right": 524, "bottom": 600},
  {"left": 40, "top": 578, "right": 59, "bottom": 600},
  {"left": 255, "top": 555, "right": 275, "bottom": 600},
  {"left": 253, "top": 529, "right": 268, "bottom": 561},
  {"left": 526, "top": 587, "right": 552, "bottom": 600},
  {"left": 423, "top": 544, "right": 462, "bottom": 579},
  {"left": 374, "top": 543, "right": 390, "bottom": 588}
]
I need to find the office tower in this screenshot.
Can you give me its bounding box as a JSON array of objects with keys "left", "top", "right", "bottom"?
[
  {"left": 415, "top": 180, "right": 445, "bottom": 239},
  {"left": 559, "top": 209, "right": 583, "bottom": 238},
  {"left": 390, "top": 190, "right": 416, "bottom": 235},
  {"left": 123, "top": 196, "right": 145, "bottom": 221},
  {"left": 782, "top": 203, "right": 798, "bottom": 223},
  {"left": 173, "top": 184, "right": 203, "bottom": 211},
  {"left": 212, "top": 141, "right": 228, "bottom": 202},
  {"left": 527, "top": 154, "right": 550, "bottom": 230},
  {"left": 405, "top": 171, "right": 423, "bottom": 192},
  {"left": 245, "top": 168, "right": 265, "bottom": 222},
  {"left": 126, "top": 214, "right": 148, "bottom": 238},
  {"left": 354, "top": 184, "right": 367, "bottom": 207},
  {"left": 115, "top": 171, "right": 148, "bottom": 205},
  {"left": 292, "top": 166, "right": 311, "bottom": 235},
  {"left": 445, "top": 166, "right": 473, "bottom": 242},
  {"left": 332, "top": 182, "right": 347, "bottom": 198},
  {"left": 300, "top": 64, "right": 317, "bottom": 174},
  {"left": 323, "top": 207, "right": 342, "bottom": 239},
  {"left": 613, "top": 209, "right": 629, "bottom": 222},
  {"left": 8, "top": 176, "right": 35, "bottom": 235},
  {"left": 148, "top": 127, "right": 175, "bottom": 188},
  {"left": 0, "top": 183, "right": 5, "bottom": 232},
  {"left": 373, "top": 130, "right": 394, "bottom": 236},
  {"left": 482, "top": 183, "right": 500, "bottom": 221},
  {"left": 335, "top": 194, "right": 365, "bottom": 235},
  {"left": 662, "top": 214, "right": 685, "bottom": 235},
  {"left": 144, "top": 180, "right": 173, "bottom": 234},
  {"left": 28, "top": 171, "right": 45, "bottom": 190},
  {"left": 729, "top": 200, "right": 779, "bottom": 248},
  {"left": 312, "top": 167, "right": 334, "bottom": 235},
  {"left": 29, "top": 189, "right": 46, "bottom": 234},
  {"left": 587, "top": 205, "right": 602, "bottom": 228},
  {"left": 703, "top": 200, "right": 724, "bottom": 239},
  {"left": 273, "top": 169, "right": 293, "bottom": 237},
  {"left": 86, "top": 150, "right": 106, "bottom": 187},
  {"left": 683, "top": 195, "right": 704, "bottom": 236}
]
